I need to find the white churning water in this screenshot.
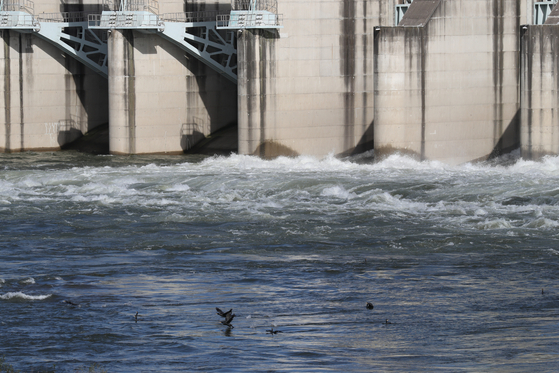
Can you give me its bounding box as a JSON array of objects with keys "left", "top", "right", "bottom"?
[{"left": 0, "top": 151, "right": 558, "bottom": 372}]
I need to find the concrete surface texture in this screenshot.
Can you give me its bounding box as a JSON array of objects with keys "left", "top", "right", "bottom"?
[
  {"left": 374, "top": 0, "right": 529, "bottom": 165},
  {"left": 0, "top": 0, "right": 108, "bottom": 152},
  {"left": 237, "top": 0, "right": 393, "bottom": 158},
  {"left": 107, "top": 0, "right": 237, "bottom": 155},
  {"left": 520, "top": 24, "right": 559, "bottom": 159},
  {"left": 3, "top": 0, "right": 559, "bottom": 164}
]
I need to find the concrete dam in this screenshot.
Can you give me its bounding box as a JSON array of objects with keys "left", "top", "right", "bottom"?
[{"left": 0, "top": 0, "right": 558, "bottom": 164}]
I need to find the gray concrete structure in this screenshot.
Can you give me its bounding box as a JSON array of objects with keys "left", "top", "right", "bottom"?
[
  {"left": 108, "top": 0, "right": 237, "bottom": 155},
  {"left": 374, "top": 0, "right": 528, "bottom": 165},
  {"left": 4, "top": 0, "right": 559, "bottom": 164},
  {"left": 521, "top": 4, "right": 559, "bottom": 159},
  {"left": 0, "top": 1, "right": 108, "bottom": 152},
  {"left": 237, "top": 0, "right": 394, "bottom": 158}
]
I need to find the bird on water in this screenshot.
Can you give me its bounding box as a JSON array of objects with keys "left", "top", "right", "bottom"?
[
  {"left": 366, "top": 302, "right": 374, "bottom": 310},
  {"left": 63, "top": 300, "right": 79, "bottom": 306},
  {"left": 221, "top": 312, "right": 236, "bottom": 328},
  {"left": 383, "top": 319, "right": 392, "bottom": 325},
  {"left": 266, "top": 327, "right": 282, "bottom": 335},
  {"left": 216, "top": 307, "right": 233, "bottom": 318}
]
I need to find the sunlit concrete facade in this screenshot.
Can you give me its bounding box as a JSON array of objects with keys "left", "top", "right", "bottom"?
[
  {"left": 2, "top": 0, "right": 559, "bottom": 164},
  {"left": 374, "top": 0, "right": 533, "bottom": 165},
  {"left": 236, "top": 0, "right": 395, "bottom": 157},
  {"left": 0, "top": 0, "right": 108, "bottom": 152},
  {"left": 108, "top": 0, "right": 237, "bottom": 155},
  {"left": 521, "top": 5, "right": 559, "bottom": 159}
]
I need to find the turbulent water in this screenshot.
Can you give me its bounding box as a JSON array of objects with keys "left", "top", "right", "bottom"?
[{"left": 1, "top": 151, "right": 558, "bottom": 372}]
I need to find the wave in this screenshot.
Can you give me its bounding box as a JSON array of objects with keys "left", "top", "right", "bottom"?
[
  {"left": 3, "top": 152, "right": 559, "bottom": 233},
  {"left": 0, "top": 292, "right": 52, "bottom": 300}
]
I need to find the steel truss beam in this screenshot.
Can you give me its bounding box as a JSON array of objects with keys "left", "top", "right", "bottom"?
[
  {"left": 159, "top": 19, "right": 237, "bottom": 83},
  {"left": 90, "top": 11, "right": 237, "bottom": 83},
  {"left": 0, "top": 11, "right": 108, "bottom": 77}
]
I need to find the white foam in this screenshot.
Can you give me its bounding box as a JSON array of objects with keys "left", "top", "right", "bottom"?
[
  {"left": 524, "top": 218, "right": 559, "bottom": 229},
  {"left": 22, "top": 277, "right": 35, "bottom": 284},
  {"left": 1, "top": 292, "right": 51, "bottom": 300},
  {"left": 321, "top": 186, "right": 354, "bottom": 200},
  {"left": 477, "top": 219, "right": 513, "bottom": 230}
]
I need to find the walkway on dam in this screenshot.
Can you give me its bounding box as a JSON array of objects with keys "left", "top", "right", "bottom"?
[{"left": 0, "top": 0, "right": 282, "bottom": 82}]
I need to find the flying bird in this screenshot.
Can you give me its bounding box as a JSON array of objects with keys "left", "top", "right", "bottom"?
[
  {"left": 216, "top": 307, "right": 233, "bottom": 318},
  {"left": 220, "top": 312, "right": 236, "bottom": 328}
]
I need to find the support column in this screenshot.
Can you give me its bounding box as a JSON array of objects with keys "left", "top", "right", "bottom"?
[
  {"left": 237, "top": 0, "right": 377, "bottom": 158},
  {"left": 108, "top": 29, "right": 136, "bottom": 154},
  {"left": 107, "top": 29, "right": 237, "bottom": 155},
  {"left": 0, "top": 30, "right": 108, "bottom": 153}
]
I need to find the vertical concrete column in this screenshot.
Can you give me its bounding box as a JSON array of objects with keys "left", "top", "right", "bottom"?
[
  {"left": 237, "top": 0, "right": 380, "bottom": 158},
  {"left": 237, "top": 30, "right": 282, "bottom": 157},
  {"left": 520, "top": 25, "right": 559, "bottom": 159},
  {"left": 374, "top": 27, "right": 426, "bottom": 159},
  {"left": 108, "top": 29, "right": 237, "bottom": 155},
  {"left": 0, "top": 28, "right": 107, "bottom": 153},
  {"left": 374, "top": 0, "right": 522, "bottom": 164},
  {"left": 108, "top": 30, "right": 136, "bottom": 155}
]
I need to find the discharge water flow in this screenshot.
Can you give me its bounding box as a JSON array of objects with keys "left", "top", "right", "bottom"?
[{"left": 0, "top": 151, "right": 558, "bottom": 372}]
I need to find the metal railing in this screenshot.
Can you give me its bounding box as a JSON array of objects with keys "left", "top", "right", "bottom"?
[
  {"left": 103, "top": 0, "right": 158, "bottom": 13},
  {"left": 217, "top": 11, "right": 282, "bottom": 29},
  {"left": 232, "top": 0, "right": 277, "bottom": 14},
  {"left": 88, "top": 11, "right": 160, "bottom": 28},
  {"left": 0, "top": 0, "right": 34, "bottom": 13},
  {"left": 534, "top": 1, "right": 558, "bottom": 24},
  {"left": 37, "top": 12, "right": 86, "bottom": 23},
  {"left": 0, "top": 12, "right": 35, "bottom": 27},
  {"left": 160, "top": 11, "right": 217, "bottom": 23}
]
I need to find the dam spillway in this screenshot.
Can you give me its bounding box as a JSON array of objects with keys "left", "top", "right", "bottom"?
[{"left": 0, "top": 0, "right": 559, "bottom": 164}]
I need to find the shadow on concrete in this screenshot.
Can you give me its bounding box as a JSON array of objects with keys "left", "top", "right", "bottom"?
[
  {"left": 351, "top": 120, "right": 375, "bottom": 156},
  {"left": 180, "top": 122, "right": 206, "bottom": 151},
  {"left": 183, "top": 122, "right": 238, "bottom": 156},
  {"left": 152, "top": 34, "right": 238, "bottom": 153},
  {"left": 61, "top": 122, "right": 109, "bottom": 154},
  {"left": 488, "top": 109, "right": 521, "bottom": 160}
]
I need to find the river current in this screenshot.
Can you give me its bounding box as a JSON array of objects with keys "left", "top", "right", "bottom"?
[{"left": 0, "top": 151, "right": 558, "bottom": 372}]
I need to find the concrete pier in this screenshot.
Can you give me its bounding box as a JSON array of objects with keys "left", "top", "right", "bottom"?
[
  {"left": 108, "top": 0, "right": 237, "bottom": 155},
  {"left": 4, "top": 0, "right": 559, "bottom": 164},
  {"left": 0, "top": 0, "right": 108, "bottom": 152},
  {"left": 237, "top": 0, "right": 393, "bottom": 158},
  {"left": 108, "top": 29, "right": 236, "bottom": 155},
  {"left": 374, "top": 0, "right": 526, "bottom": 165},
  {"left": 521, "top": 5, "right": 559, "bottom": 159},
  {"left": 0, "top": 29, "right": 108, "bottom": 152}
]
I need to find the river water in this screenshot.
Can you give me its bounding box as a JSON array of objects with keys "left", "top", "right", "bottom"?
[{"left": 0, "top": 151, "right": 558, "bottom": 372}]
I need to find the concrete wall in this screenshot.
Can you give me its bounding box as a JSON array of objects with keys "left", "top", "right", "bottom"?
[
  {"left": 0, "top": 32, "right": 108, "bottom": 152},
  {"left": 521, "top": 15, "right": 559, "bottom": 158},
  {"left": 108, "top": 0, "right": 237, "bottom": 155},
  {"left": 237, "top": 0, "right": 396, "bottom": 158},
  {"left": 374, "top": 0, "right": 526, "bottom": 165},
  {"left": 0, "top": 0, "right": 108, "bottom": 153},
  {"left": 108, "top": 29, "right": 237, "bottom": 154}
]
